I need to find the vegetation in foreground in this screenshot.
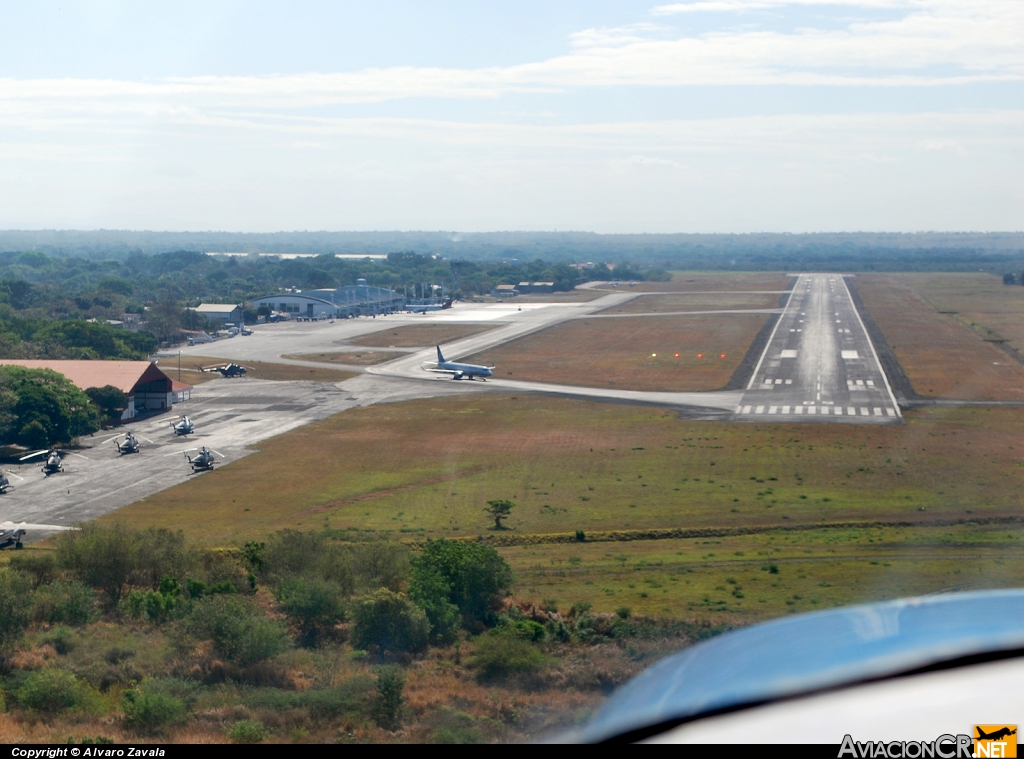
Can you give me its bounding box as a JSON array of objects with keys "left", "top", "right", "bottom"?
[
  {"left": 0, "top": 525, "right": 719, "bottom": 744},
  {"left": 109, "top": 394, "right": 1024, "bottom": 621}
]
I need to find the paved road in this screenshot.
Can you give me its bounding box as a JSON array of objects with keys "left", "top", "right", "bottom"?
[{"left": 735, "top": 274, "right": 901, "bottom": 424}]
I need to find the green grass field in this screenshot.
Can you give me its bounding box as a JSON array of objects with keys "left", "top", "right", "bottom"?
[{"left": 106, "top": 394, "right": 1024, "bottom": 623}]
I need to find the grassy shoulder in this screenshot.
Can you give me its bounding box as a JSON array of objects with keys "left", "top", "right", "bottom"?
[
  {"left": 464, "top": 314, "right": 766, "bottom": 391},
  {"left": 165, "top": 355, "right": 358, "bottom": 384},
  {"left": 350, "top": 324, "right": 496, "bottom": 349},
  {"left": 105, "top": 394, "right": 1024, "bottom": 621},
  {"left": 283, "top": 351, "right": 402, "bottom": 367}
]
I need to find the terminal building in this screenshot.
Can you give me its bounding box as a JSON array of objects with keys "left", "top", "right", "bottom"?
[
  {"left": 250, "top": 279, "right": 403, "bottom": 319},
  {"left": 0, "top": 360, "right": 191, "bottom": 422}
]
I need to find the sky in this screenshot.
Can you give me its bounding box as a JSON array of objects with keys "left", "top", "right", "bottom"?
[{"left": 0, "top": 0, "right": 1021, "bottom": 233}]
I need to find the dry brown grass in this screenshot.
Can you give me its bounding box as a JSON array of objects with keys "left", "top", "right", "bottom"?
[
  {"left": 351, "top": 323, "right": 496, "bottom": 348},
  {"left": 167, "top": 355, "right": 358, "bottom": 384},
  {"left": 601, "top": 292, "right": 781, "bottom": 314},
  {"left": 855, "top": 275, "right": 1024, "bottom": 399},
  {"left": 283, "top": 351, "right": 402, "bottom": 366},
  {"left": 591, "top": 272, "right": 793, "bottom": 293},
  {"left": 466, "top": 314, "right": 767, "bottom": 391}
]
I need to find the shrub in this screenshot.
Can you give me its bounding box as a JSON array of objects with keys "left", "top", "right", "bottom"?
[
  {"left": 408, "top": 568, "right": 461, "bottom": 645},
  {"left": 8, "top": 552, "right": 56, "bottom": 588},
  {"left": 0, "top": 569, "right": 31, "bottom": 651},
  {"left": 615, "top": 606, "right": 632, "bottom": 620},
  {"left": 31, "top": 580, "right": 97, "bottom": 626},
  {"left": 259, "top": 530, "right": 353, "bottom": 592},
  {"left": 351, "top": 589, "right": 429, "bottom": 654},
  {"left": 470, "top": 633, "right": 551, "bottom": 682},
  {"left": 410, "top": 540, "right": 512, "bottom": 631},
  {"left": 17, "top": 669, "right": 91, "bottom": 714},
  {"left": 184, "top": 595, "right": 289, "bottom": 665},
  {"left": 373, "top": 665, "right": 406, "bottom": 730},
  {"left": 56, "top": 524, "right": 196, "bottom": 610},
  {"left": 274, "top": 577, "right": 347, "bottom": 647},
  {"left": 575, "top": 530, "right": 586, "bottom": 543},
  {"left": 350, "top": 542, "right": 409, "bottom": 592},
  {"left": 228, "top": 719, "right": 269, "bottom": 744},
  {"left": 122, "top": 681, "right": 187, "bottom": 735}
]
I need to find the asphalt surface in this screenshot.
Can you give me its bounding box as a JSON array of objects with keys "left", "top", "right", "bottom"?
[{"left": 735, "top": 274, "right": 902, "bottom": 424}]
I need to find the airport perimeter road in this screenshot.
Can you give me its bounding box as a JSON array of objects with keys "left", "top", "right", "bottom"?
[
  {"left": 0, "top": 377, "right": 459, "bottom": 541},
  {"left": 735, "top": 274, "right": 902, "bottom": 424}
]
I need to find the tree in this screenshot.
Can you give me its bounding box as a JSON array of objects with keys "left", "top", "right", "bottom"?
[
  {"left": 484, "top": 499, "right": 514, "bottom": 530},
  {"left": 0, "top": 568, "right": 31, "bottom": 652},
  {"left": 273, "top": 577, "right": 347, "bottom": 647},
  {"left": 185, "top": 595, "right": 290, "bottom": 665},
  {"left": 410, "top": 540, "right": 512, "bottom": 632},
  {"left": 85, "top": 385, "right": 129, "bottom": 421},
  {"left": 0, "top": 365, "right": 98, "bottom": 445}
]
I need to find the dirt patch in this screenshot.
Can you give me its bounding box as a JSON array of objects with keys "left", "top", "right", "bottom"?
[
  {"left": 853, "top": 275, "right": 1024, "bottom": 400},
  {"left": 601, "top": 292, "right": 781, "bottom": 315},
  {"left": 168, "top": 355, "right": 357, "bottom": 383},
  {"left": 284, "top": 351, "right": 399, "bottom": 366},
  {"left": 350, "top": 322, "right": 496, "bottom": 348},
  {"left": 465, "top": 313, "right": 769, "bottom": 392}
]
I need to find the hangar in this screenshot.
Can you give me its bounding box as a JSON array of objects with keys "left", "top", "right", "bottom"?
[
  {"left": 250, "top": 279, "right": 403, "bottom": 318},
  {"left": 190, "top": 303, "right": 243, "bottom": 325},
  {"left": 0, "top": 360, "right": 190, "bottom": 422}
]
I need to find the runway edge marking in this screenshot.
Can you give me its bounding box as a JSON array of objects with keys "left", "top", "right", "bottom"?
[{"left": 840, "top": 275, "right": 903, "bottom": 419}]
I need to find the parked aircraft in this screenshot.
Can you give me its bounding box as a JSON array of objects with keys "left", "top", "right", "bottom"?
[
  {"left": 201, "top": 363, "right": 249, "bottom": 378},
  {"left": 113, "top": 432, "right": 141, "bottom": 455},
  {"left": 0, "top": 470, "right": 20, "bottom": 494},
  {"left": 426, "top": 345, "right": 493, "bottom": 380},
  {"left": 19, "top": 448, "right": 66, "bottom": 475},
  {"left": 171, "top": 416, "right": 195, "bottom": 436},
  {"left": 0, "top": 526, "right": 25, "bottom": 550},
  {"left": 408, "top": 297, "right": 453, "bottom": 314},
  {"left": 184, "top": 446, "right": 220, "bottom": 472}
]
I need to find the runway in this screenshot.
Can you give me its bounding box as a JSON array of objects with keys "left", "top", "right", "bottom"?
[{"left": 735, "top": 274, "right": 901, "bottom": 424}]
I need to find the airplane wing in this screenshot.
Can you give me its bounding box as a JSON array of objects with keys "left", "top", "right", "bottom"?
[{"left": 570, "top": 589, "right": 1024, "bottom": 743}]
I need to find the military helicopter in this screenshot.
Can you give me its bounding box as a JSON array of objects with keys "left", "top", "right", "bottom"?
[
  {"left": 19, "top": 448, "right": 67, "bottom": 476},
  {"left": 171, "top": 416, "right": 195, "bottom": 436},
  {"left": 201, "top": 362, "right": 249, "bottom": 378},
  {"left": 113, "top": 431, "right": 141, "bottom": 455},
  {"left": 184, "top": 446, "right": 221, "bottom": 472},
  {"left": 0, "top": 469, "right": 23, "bottom": 494},
  {"left": 0, "top": 525, "right": 25, "bottom": 550}
]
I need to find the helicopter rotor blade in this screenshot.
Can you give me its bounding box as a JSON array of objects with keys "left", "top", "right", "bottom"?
[
  {"left": 64, "top": 452, "right": 90, "bottom": 461},
  {"left": 209, "top": 449, "right": 225, "bottom": 458},
  {"left": 138, "top": 435, "right": 155, "bottom": 444},
  {"left": 2, "top": 470, "right": 24, "bottom": 480},
  {"left": 19, "top": 450, "right": 48, "bottom": 461},
  {"left": 166, "top": 448, "right": 199, "bottom": 457}
]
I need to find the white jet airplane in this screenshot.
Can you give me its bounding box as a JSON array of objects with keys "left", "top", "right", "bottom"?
[{"left": 426, "top": 345, "right": 493, "bottom": 380}]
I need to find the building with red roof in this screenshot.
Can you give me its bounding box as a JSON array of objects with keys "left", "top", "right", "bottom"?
[{"left": 0, "top": 360, "right": 191, "bottom": 421}]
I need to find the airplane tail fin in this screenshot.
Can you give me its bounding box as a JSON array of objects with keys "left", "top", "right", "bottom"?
[{"left": 436, "top": 345, "right": 446, "bottom": 363}]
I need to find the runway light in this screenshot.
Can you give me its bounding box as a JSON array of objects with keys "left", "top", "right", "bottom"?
[
  {"left": 651, "top": 353, "right": 657, "bottom": 357},
  {"left": 720, "top": 353, "right": 726, "bottom": 358},
  {"left": 697, "top": 353, "right": 703, "bottom": 358},
  {"left": 674, "top": 353, "right": 680, "bottom": 358}
]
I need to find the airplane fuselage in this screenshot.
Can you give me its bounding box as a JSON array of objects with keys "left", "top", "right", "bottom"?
[{"left": 438, "top": 360, "right": 492, "bottom": 380}]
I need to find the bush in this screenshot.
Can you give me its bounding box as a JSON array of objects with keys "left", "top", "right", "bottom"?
[
  {"left": 122, "top": 681, "right": 187, "bottom": 735},
  {"left": 410, "top": 540, "right": 512, "bottom": 631},
  {"left": 259, "top": 530, "right": 353, "bottom": 592},
  {"left": 351, "top": 589, "right": 429, "bottom": 654},
  {"left": 228, "top": 719, "right": 269, "bottom": 744},
  {"left": 8, "top": 552, "right": 56, "bottom": 588},
  {"left": 0, "top": 569, "right": 31, "bottom": 651},
  {"left": 469, "top": 633, "right": 552, "bottom": 682},
  {"left": 373, "top": 665, "right": 405, "bottom": 730},
  {"left": 17, "top": 669, "right": 91, "bottom": 714},
  {"left": 274, "top": 577, "right": 347, "bottom": 647},
  {"left": 350, "top": 542, "right": 408, "bottom": 592},
  {"left": 408, "top": 568, "right": 461, "bottom": 645},
  {"left": 121, "top": 576, "right": 186, "bottom": 623},
  {"left": 31, "top": 581, "right": 97, "bottom": 626},
  {"left": 56, "top": 524, "right": 197, "bottom": 610},
  {"left": 184, "top": 595, "right": 289, "bottom": 665}
]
